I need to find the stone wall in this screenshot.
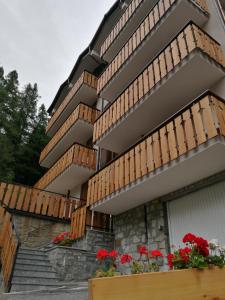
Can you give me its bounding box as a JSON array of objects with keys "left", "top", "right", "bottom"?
[
  {"left": 113, "top": 199, "right": 169, "bottom": 260},
  {"left": 72, "top": 228, "right": 114, "bottom": 253},
  {"left": 13, "top": 214, "right": 70, "bottom": 249},
  {"left": 48, "top": 246, "right": 98, "bottom": 281}
]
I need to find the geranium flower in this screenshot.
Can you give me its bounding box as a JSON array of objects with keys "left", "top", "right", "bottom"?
[
  {"left": 138, "top": 245, "right": 148, "bottom": 256},
  {"left": 109, "top": 250, "right": 118, "bottom": 258},
  {"left": 151, "top": 250, "right": 163, "bottom": 258},
  {"left": 194, "top": 237, "right": 209, "bottom": 257},
  {"left": 121, "top": 254, "right": 132, "bottom": 264},
  {"left": 179, "top": 247, "right": 191, "bottom": 263},
  {"left": 96, "top": 249, "right": 108, "bottom": 260},
  {"left": 183, "top": 233, "right": 196, "bottom": 244},
  {"left": 167, "top": 253, "right": 175, "bottom": 268}
]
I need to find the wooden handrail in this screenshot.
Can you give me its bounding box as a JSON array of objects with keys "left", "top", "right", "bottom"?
[
  {"left": 0, "top": 182, "right": 80, "bottom": 220},
  {"left": 46, "top": 71, "right": 97, "bottom": 134},
  {"left": 40, "top": 104, "right": 100, "bottom": 164},
  {"left": 88, "top": 94, "right": 225, "bottom": 206},
  {"left": 94, "top": 22, "right": 225, "bottom": 143},
  {"left": 98, "top": 0, "right": 209, "bottom": 94},
  {"left": 35, "top": 144, "right": 97, "bottom": 191},
  {"left": 0, "top": 206, "right": 19, "bottom": 291}
]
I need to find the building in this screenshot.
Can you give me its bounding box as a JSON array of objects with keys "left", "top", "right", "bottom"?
[
  {"left": 36, "top": 0, "right": 225, "bottom": 259},
  {"left": 2, "top": 0, "right": 225, "bottom": 294}
]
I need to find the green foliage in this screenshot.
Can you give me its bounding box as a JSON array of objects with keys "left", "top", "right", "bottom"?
[{"left": 0, "top": 66, "right": 49, "bottom": 186}]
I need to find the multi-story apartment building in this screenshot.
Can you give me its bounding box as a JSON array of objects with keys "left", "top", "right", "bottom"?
[{"left": 36, "top": 0, "right": 225, "bottom": 257}]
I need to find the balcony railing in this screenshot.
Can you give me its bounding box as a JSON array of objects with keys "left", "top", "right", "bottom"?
[
  {"left": 40, "top": 103, "right": 100, "bottom": 168},
  {"left": 46, "top": 71, "right": 97, "bottom": 136},
  {"left": 93, "top": 23, "right": 225, "bottom": 149},
  {"left": 0, "top": 182, "right": 81, "bottom": 220},
  {"left": 88, "top": 93, "right": 225, "bottom": 214},
  {"left": 97, "top": 0, "right": 209, "bottom": 97},
  {"left": 35, "top": 144, "right": 96, "bottom": 193},
  {"left": 100, "top": 0, "right": 144, "bottom": 58},
  {"left": 100, "top": 0, "right": 208, "bottom": 61}
]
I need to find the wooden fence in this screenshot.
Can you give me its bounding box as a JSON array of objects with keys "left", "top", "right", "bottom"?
[
  {"left": 35, "top": 144, "right": 96, "bottom": 191},
  {"left": 0, "top": 182, "right": 80, "bottom": 220},
  {"left": 0, "top": 206, "right": 19, "bottom": 291},
  {"left": 100, "top": 0, "right": 209, "bottom": 58},
  {"left": 70, "top": 205, "right": 111, "bottom": 239},
  {"left": 46, "top": 71, "right": 97, "bottom": 134},
  {"left": 40, "top": 103, "right": 100, "bottom": 164},
  {"left": 88, "top": 93, "right": 225, "bottom": 206},
  {"left": 94, "top": 23, "right": 225, "bottom": 142}
]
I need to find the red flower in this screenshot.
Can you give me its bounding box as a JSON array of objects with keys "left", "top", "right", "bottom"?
[
  {"left": 194, "top": 237, "right": 209, "bottom": 257},
  {"left": 96, "top": 249, "right": 108, "bottom": 260},
  {"left": 109, "top": 250, "right": 118, "bottom": 258},
  {"left": 167, "top": 253, "right": 175, "bottom": 268},
  {"left": 179, "top": 247, "right": 191, "bottom": 263},
  {"left": 183, "top": 233, "right": 196, "bottom": 244},
  {"left": 138, "top": 245, "right": 148, "bottom": 256},
  {"left": 151, "top": 250, "right": 163, "bottom": 258},
  {"left": 121, "top": 254, "right": 132, "bottom": 264}
]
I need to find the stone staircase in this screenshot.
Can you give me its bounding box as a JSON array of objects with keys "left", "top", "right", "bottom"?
[{"left": 9, "top": 247, "right": 88, "bottom": 295}]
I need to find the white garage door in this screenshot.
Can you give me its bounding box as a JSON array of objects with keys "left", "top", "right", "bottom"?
[{"left": 167, "top": 179, "right": 225, "bottom": 248}]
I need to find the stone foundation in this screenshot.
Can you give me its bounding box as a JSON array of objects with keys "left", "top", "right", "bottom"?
[
  {"left": 48, "top": 246, "right": 98, "bottom": 281},
  {"left": 72, "top": 228, "right": 114, "bottom": 253},
  {"left": 113, "top": 199, "right": 169, "bottom": 260},
  {"left": 13, "top": 214, "right": 70, "bottom": 248}
]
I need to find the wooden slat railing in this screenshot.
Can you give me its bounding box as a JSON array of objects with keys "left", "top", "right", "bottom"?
[
  {"left": 94, "top": 23, "right": 225, "bottom": 143},
  {"left": 40, "top": 104, "right": 100, "bottom": 165},
  {"left": 46, "top": 71, "right": 97, "bottom": 134},
  {"left": 97, "top": 0, "right": 209, "bottom": 94},
  {"left": 100, "top": 0, "right": 209, "bottom": 56},
  {"left": 70, "top": 205, "right": 111, "bottom": 239},
  {"left": 35, "top": 144, "right": 97, "bottom": 191},
  {"left": 0, "top": 182, "right": 80, "bottom": 220},
  {"left": 100, "top": 0, "right": 144, "bottom": 57},
  {"left": 0, "top": 206, "right": 19, "bottom": 291},
  {"left": 88, "top": 93, "right": 225, "bottom": 206}
]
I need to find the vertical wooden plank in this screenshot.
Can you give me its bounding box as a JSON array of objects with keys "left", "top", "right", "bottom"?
[
  {"left": 212, "top": 97, "right": 225, "bottom": 136},
  {"left": 171, "top": 39, "right": 180, "bottom": 67},
  {"left": 167, "top": 122, "right": 178, "bottom": 160},
  {"left": 153, "top": 58, "right": 161, "bottom": 84},
  {"left": 159, "top": 52, "right": 167, "bottom": 79},
  {"left": 0, "top": 182, "right": 7, "bottom": 202},
  {"left": 3, "top": 184, "right": 13, "bottom": 207},
  {"left": 22, "top": 188, "right": 32, "bottom": 211},
  {"left": 146, "top": 136, "right": 154, "bottom": 173},
  {"left": 200, "top": 96, "right": 218, "bottom": 138},
  {"left": 140, "top": 141, "right": 147, "bottom": 177},
  {"left": 124, "top": 152, "right": 130, "bottom": 186},
  {"left": 15, "top": 187, "right": 26, "bottom": 210},
  {"left": 165, "top": 46, "right": 173, "bottom": 73},
  {"left": 119, "top": 156, "right": 125, "bottom": 189},
  {"left": 9, "top": 185, "right": 19, "bottom": 209},
  {"left": 152, "top": 132, "right": 162, "bottom": 169},
  {"left": 134, "top": 144, "right": 141, "bottom": 179},
  {"left": 191, "top": 102, "right": 207, "bottom": 145},
  {"left": 160, "top": 127, "right": 169, "bottom": 165},
  {"left": 175, "top": 116, "right": 187, "bottom": 156},
  {"left": 182, "top": 110, "right": 196, "bottom": 150}
]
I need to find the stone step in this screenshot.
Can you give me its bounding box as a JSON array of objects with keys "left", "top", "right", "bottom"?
[
  {"left": 10, "top": 283, "right": 66, "bottom": 292},
  {"left": 11, "top": 275, "right": 59, "bottom": 286},
  {"left": 17, "top": 253, "right": 49, "bottom": 261},
  {"left": 18, "top": 248, "right": 47, "bottom": 256},
  {"left": 15, "top": 258, "right": 52, "bottom": 266},
  {"left": 14, "top": 263, "right": 53, "bottom": 272},
  {"left": 13, "top": 270, "right": 58, "bottom": 279}
]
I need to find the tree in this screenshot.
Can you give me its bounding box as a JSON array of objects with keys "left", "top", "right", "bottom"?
[{"left": 0, "top": 66, "right": 49, "bottom": 186}]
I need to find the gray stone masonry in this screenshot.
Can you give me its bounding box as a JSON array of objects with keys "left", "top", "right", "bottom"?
[
  {"left": 48, "top": 246, "right": 97, "bottom": 281},
  {"left": 114, "top": 199, "right": 169, "bottom": 260},
  {"left": 13, "top": 214, "right": 70, "bottom": 249},
  {"left": 72, "top": 228, "right": 114, "bottom": 253}
]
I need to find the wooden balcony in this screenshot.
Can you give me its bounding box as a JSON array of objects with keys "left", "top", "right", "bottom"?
[
  {"left": 88, "top": 93, "right": 225, "bottom": 215},
  {"left": 35, "top": 144, "right": 96, "bottom": 195},
  {"left": 46, "top": 71, "right": 98, "bottom": 137},
  {"left": 94, "top": 23, "right": 225, "bottom": 153},
  {"left": 97, "top": 0, "right": 209, "bottom": 100},
  {"left": 40, "top": 103, "right": 100, "bottom": 168},
  {"left": 100, "top": 0, "right": 159, "bottom": 62}
]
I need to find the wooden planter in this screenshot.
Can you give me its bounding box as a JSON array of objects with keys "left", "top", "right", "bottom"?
[{"left": 89, "top": 268, "right": 225, "bottom": 300}]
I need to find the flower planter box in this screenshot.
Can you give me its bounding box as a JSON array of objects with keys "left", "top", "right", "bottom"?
[{"left": 89, "top": 268, "right": 225, "bottom": 300}]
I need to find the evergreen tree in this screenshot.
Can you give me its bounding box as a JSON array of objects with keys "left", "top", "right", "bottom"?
[{"left": 0, "top": 66, "right": 49, "bottom": 186}]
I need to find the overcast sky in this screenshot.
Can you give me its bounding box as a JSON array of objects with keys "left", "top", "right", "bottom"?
[{"left": 0, "top": 0, "right": 115, "bottom": 109}]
